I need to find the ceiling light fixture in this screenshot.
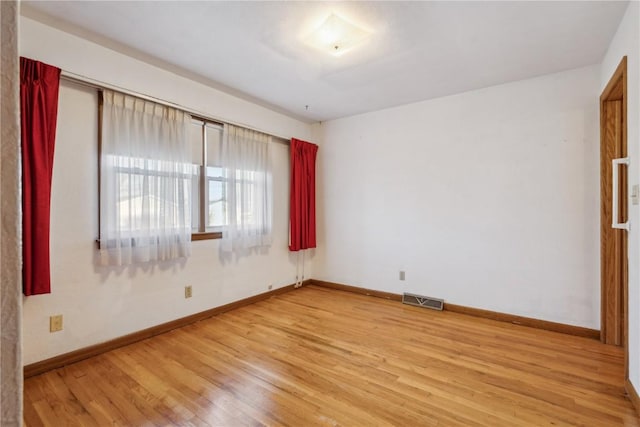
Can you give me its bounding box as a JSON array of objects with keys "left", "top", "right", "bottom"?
[{"left": 305, "top": 13, "right": 370, "bottom": 57}]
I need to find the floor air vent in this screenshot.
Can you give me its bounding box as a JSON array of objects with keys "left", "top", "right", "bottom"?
[{"left": 402, "top": 293, "right": 444, "bottom": 311}]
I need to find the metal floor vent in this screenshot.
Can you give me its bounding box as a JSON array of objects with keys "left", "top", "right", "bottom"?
[{"left": 402, "top": 293, "right": 444, "bottom": 311}]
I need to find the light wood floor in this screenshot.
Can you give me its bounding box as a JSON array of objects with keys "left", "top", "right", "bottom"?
[{"left": 24, "top": 285, "right": 639, "bottom": 426}]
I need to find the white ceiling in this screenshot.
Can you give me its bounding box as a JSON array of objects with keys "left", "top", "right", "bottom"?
[{"left": 23, "top": 1, "right": 628, "bottom": 122}]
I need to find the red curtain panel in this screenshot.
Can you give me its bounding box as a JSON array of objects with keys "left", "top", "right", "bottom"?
[
  {"left": 20, "top": 57, "right": 61, "bottom": 296},
  {"left": 289, "top": 138, "right": 318, "bottom": 252}
]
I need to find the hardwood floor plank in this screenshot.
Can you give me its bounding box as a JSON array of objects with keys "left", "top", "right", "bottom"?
[{"left": 24, "top": 285, "right": 638, "bottom": 426}]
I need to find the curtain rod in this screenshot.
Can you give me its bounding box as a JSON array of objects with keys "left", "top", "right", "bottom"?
[{"left": 60, "top": 70, "right": 291, "bottom": 143}]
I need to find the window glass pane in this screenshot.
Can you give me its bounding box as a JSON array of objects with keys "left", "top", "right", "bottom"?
[
  {"left": 190, "top": 120, "right": 203, "bottom": 231},
  {"left": 114, "top": 158, "right": 144, "bottom": 232},
  {"left": 115, "top": 167, "right": 190, "bottom": 233},
  {"left": 236, "top": 171, "right": 255, "bottom": 225},
  {"left": 191, "top": 120, "right": 203, "bottom": 165},
  {"left": 191, "top": 171, "right": 200, "bottom": 232},
  {"left": 207, "top": 178, "right": 225, "bottom": 229},
  {"left": 205, "top": 124, "right": 222, "bottom": 167},
  {"left": 205, "top": 125, "right": 224, "bottom": 230},
  {"left": 206, "top": 166, "right": 223, "bottom": 179}
]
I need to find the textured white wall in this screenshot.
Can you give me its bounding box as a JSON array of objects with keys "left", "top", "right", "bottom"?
[
  {"left": 20, "top": 18, "right": 313, "bottom": 364},
  {"left": 600, "top": 0, "right": 640, "bottom": 393},
  {"left": 315, "top": 65, "right": 600, "bottom": 329},
  {"left": 1, "top": 0, "right": 22, "bottom": 423}
]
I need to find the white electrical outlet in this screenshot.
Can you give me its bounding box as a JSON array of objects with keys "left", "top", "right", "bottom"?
[
  {"left": 185, "top": 286, "right": 193, "bottom": 298},
  {"left": 50, "top": 315, "right": 63, "bottom": 332}
]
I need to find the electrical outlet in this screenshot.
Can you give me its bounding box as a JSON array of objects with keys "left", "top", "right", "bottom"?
[
  {"left": 399, "top": 271, "right": 406, "bottom": 281},
  {"left": 268, "top": 284, "right": 273, "bottom": 290},
  {"left": 184, "top": 285, "right": 192, "bottom": 299},
  {"left": 50, "top": 315, "right": 63, "bottom": 332}
]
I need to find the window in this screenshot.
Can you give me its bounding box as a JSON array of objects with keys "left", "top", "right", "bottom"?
[
  {"left": 100, "top": 89, "right": 272, "bottom": 254},
  {"left": 189, "top": 120, "right": 272, "bottom": 248},
  {"left": 190, "top": 119, "right": 225, "bottom": 239},
  {"left": 99, "top": 90, "right": 192, "bottom": 265},
  {"left": 219, "top": 124, "right": 272, "bottom": 252}
]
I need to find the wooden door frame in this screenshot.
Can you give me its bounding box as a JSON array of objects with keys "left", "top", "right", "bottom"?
[{"left": 600, "top": 56, "right": 628, "bottom": 375}]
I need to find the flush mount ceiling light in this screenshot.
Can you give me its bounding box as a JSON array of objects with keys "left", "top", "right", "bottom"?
[{"left": 304, "top": 13, "right": 371, "bottom": 57}]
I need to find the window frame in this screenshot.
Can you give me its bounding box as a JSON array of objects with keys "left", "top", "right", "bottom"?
[{"left": 191, "top": 116, "right": 225, "bottom": 241}]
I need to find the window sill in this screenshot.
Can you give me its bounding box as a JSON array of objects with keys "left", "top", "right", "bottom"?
[{"left": 191, "top": 232, "right": 222, "bottom": 241}]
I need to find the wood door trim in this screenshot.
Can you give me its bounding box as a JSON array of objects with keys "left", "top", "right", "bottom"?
[
  {"left": 601, "top": 100, "right": 624, "bottom": 346},
  {"left": 600, "top": 56, "right": 628, "bottom": 377},
  {"left": 601, "top": 57, "right": 627, "bottom": 102}
]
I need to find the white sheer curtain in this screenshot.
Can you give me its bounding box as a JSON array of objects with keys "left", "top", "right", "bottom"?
[
  {"left": 100, "top": 90, "right": 193, "bottom": 265},
  {"left": 220, "top": 124, "right": 272, "bottom": 252}
]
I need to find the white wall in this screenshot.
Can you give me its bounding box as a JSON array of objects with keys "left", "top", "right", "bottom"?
[
  {"left": 315, "top": 65, "right": 600, "bottom": 329},
  {"left": 20, "top": 17, "right": 313, "bottom": 365},
  {"left": 600, "top": 1, "right": 640, "bottom": 391}
]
